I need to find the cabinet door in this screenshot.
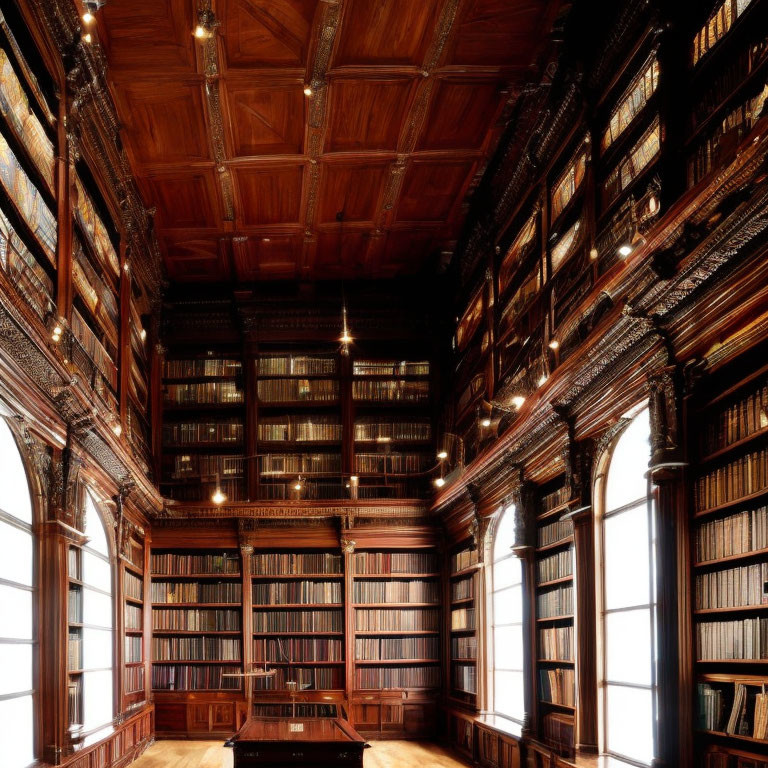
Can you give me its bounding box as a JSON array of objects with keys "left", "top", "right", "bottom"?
[
  {"left": 353, "top": 702, "right": 380, "bottom": 732},
  {"left": 403, "top": 703, "right": 436, "bottom": 737},
  {"left": 211, "top": 703, "right": 235, "bottom": 730},
  {"left": 155, "top": 703, "right": 186, "bottom": 734},
  {"left": 382, "top": 703, "right": 403, "bottom": 734},
  {"left": 188, "top": 703, "right": 210, "bottom": 732}
]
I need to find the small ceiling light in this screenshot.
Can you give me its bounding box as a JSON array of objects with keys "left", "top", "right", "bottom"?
[
  {"left": 548, "top": 339, "right": 560, "bottom": 350},
  {"left": 303, "top": 86, "right": 313, "bottom": 97},
  {"left": 112, "top": 423, "right": 122, "bottom": 437},
  {"left": 262, "top": 237, "right": 271, "bottom": 243},
  {"left": 349, "top": 475, "right": 359, "bottom": 485},
  {"left": 294, "top": 477, "right": 303, "bottom": 491},
  {"left": 648, "top": 195, "right": 659, "bottom": 214},
  {"left": 340, "top": 331, "right": 353, "bottom": 345},
  {"left": 437, "top": 450, "right": 448, "bottom": 460},
  {"left": 52, "top": 324, "right": 62, "bottom": 342},
  {"left": 376, "top": 436, "right": 391, "bottom": 443},
  {"left": 480, "top": 417, "right": 492, "bottom": 428},
  {"left": 434, "top": 477, "right": 446, "bottom": 488},
  {"left": 589, "top": 247, "right": 598, "bottom": 260},
  {"left": 139, "top": 328, "right": 147, "bottom": 341},
  {"left": 83, "top": 32, "right": 92, "bottom": 43},
  {"left": 618, "top": 244, "right": 633, "bottom": 257},
  {"left": 511, "top": 395, "right": 526, "bottom": 409},
  {"left": 212, "top": 488, "right": 226, "bottom": 505},
  {"left": 193, "top": 9, "right": 217, "bottom": 40},
  {"left": 537, "top": 374, "right": 548, "bottom": 387},
  {"left": 82, "top": 10, "right": 94, "bottom": 23}
]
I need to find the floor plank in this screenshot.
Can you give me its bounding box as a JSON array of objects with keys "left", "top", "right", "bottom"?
[{"left": 130, "top": 739, "right": 469, "bottom": 768}]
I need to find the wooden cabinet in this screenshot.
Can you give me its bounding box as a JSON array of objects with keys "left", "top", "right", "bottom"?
[
  {"left": 154, "top": 695, "right": 242, "bottom": 738},
  {"left": 351, "top": 694, "right": 436, "bottom": 739}
]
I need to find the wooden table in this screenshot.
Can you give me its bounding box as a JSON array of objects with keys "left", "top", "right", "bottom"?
[{"left": 230, "top": 715, "right": 369, "bottom": 767}]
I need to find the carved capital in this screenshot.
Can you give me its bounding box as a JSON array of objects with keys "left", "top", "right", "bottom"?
[{"left": 648, "top": 366, "right": 682, "bottom": 469}]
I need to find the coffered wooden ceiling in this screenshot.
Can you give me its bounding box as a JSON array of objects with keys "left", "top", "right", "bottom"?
[{"left": 97, "top": 0, "right": 562, "bottom": 282}]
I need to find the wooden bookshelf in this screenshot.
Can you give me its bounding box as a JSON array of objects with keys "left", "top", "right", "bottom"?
[
  {"left": 121, "top": 531, "right": 147, "bottom": 709},
  {"left": 448, "top": 540, "right": 479, "bottom": 708},
  {"left": 533, "top": 477, "right": 576, "bottom": 759},
  {"left": 66, "top": 544, "right": 84, "bottom": 732}
]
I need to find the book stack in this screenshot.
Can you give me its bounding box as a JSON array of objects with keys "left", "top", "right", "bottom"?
[
  {"left": 151, "top": 552, "right": 240, "bottom": 575},
  {"left": 539, "top": 626, "right": 574, "bottom": 661},
  {"left": 164, "top": 358, "right": 242, "bottom": 378},
  {"left": 254, "top": 637, "right": 344, "bottom": 662},
  {"left": 257, "top": 378, "right": 338, "bottom": 403},
  {"left": 696, "top": 507, "right": 768, "bottom": 562},
  {"left": 355, "top": 636, "right": 438, "bottom": 661},
  {"left": 537, "top": 550, "right": 573, "bottom": 583},
  {"left": 152, "top": 637, "right": 241, "bottom": 661},
  {"left": 163, "top": 420, "right": 244, "bottom": 445},
  {"left": 539, "top": 668, "right": 575, "bottom": 707},
  {"left": 258, "top": 355, "right": 336, "bottom": 376},
  {"left": 695, "top": 562, "right": 768, "bottom": 609},
  {"left": 453, "top": 663, "right": 477, "bottom": 694},
  {"left": 356, "top": 666, "right": 439, "bottom": 689},
  {"left": 252, "top": 580, "right": 342, "bottom": 605},
  {"left": 164, "top": 381, "right": 243, "bottom": 406},
  {"left": 151, "top": 581, "right": 241, "bottom": 604},
  {"left": 696, "top": 448, "right": 768, "bottom": 511},
  {"left": 258, "top": 415, "right": 341, "bottom": 443},
  {"left": 538, "top": 518, "right": 573, "bottom": 548},
  {"left": 152, "top": 608, "right": 240, "bottom": 631},
  {"left": 251, "top": 552, "right": 342, "bottom": 575},
  {"left": 151, "top": 665, "right": 241, "bottom": 691},
  {"left": 353, "top": 579, "right": 438, "bottom": 603},
  {"left": 703, "top": 381, "right": 768, "bottom": 455},
  {"left": 537, "top": 585, "right": 574, "bottom": 618},
  {"left": 354, "top": 419, "right": 431, "bottom": 442},
  {"left": 353, "top": 360, "right": 429, "bottom": 376},
  {"left": 352, "top": 379, "right": 429, "bottom": 403}
]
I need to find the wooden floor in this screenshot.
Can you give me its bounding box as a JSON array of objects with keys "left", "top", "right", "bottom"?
[{"left": 131, "top": 739, "right": 469, "bottom": 768}]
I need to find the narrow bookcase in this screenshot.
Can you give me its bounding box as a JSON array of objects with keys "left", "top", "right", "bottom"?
[
  {"left": 121, "top": 531, "right": 147, "bottom": 709},
  {"left": 350, "top": 543, "right": 441, "bottom": 737},
  {"left": 534, "top": 477, "right": 576, "bottom": 758},
  {"left": 448, "top": 540, "right": 479, "bottom": 707},
  {"left": 250, "top": 549, "right": 345, "bottom": 692},
  {"left": 150, "top": 549, "right": 244, "bottom": 693},
  {"left": 691, "top": 349, "right": 768, "bottom": 764},
  {"left": 66, "top": 545, "right": 84, "bottom": 731}
]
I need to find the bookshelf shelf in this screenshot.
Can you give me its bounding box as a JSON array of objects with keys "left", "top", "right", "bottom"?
[
  {"left": 536, "top": 500, "right": 576, "bottom": 522},
  {"left": 700, "top": 425, "right": 768, "bottom": 465},
  {"left": 537, "top": 659, "right": 575, "bottom": 665},
  {"left": 694, "top": 605, "right": 768, "bottom": 615},
  {"left": 695, "top": 545, "right": 768, "bottom": 568},
  {"left": 252, "top": 631, "right": 344, "bottom": 637},
  {"left": 251, "top": 603, "right": 343, "bottom": 609},
  {"left": 537, "top": 576, "right": 573, "bottom": 589},
  {"left": 694, "top": 487, "right": 768, "bottom": 519}
]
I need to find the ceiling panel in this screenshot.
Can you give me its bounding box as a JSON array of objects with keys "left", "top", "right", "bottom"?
[{"left": 96, "top": 0, "right": 564, "bottom": 281}]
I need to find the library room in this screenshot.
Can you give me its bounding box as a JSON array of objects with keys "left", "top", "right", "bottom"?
[{"left": 2, "top": 0, "right": 768, "bottom": 767}]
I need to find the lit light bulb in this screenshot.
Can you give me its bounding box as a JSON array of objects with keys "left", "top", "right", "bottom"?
[
  {"left": 537, "top": 374, "right": 548, "bottom": 387},
  {"left": 112, "top": 424, "right": 122, "bottom": 437},
  {"left": 294, "top": 482, "right": 303, "bottom": 491},
  {"left": 434, "top": 477, "right": 446, "bottom": 488},
  {"left": 349, "top": 475, "right": 359, "bottom": 484},
  {"left": 82, "top": 11, "right": 94, "bottom": 23},
  {"left": 618, "top": 244, "right": 633, "bottom": 257},
  {"left": 589, "top": 247, "right": 598, "bottom": 260},
  {"left": 212, "top": 488, "right": 226, "bottom": 505},
  {"left": 548, "top": 339, "right": 560, "bottom": 350},
  {"left": 511, "top": 395, "right": 526, "bottom": 409},
  {"left": 649, "top": 195, "right": 659, "bottom": 214},
  {"left": 83, "top": 32, "right": 92, "bottom": 43},
  {"left": 52, "top": 324, "right": 62, "bottom": 342},
  {"left": 437, "top": 450, "right": 448, "bottom": 460},
  {"left": 194, "top": 24, "right": 206, "bottom": 39},
  {"left": 340, "top": 331, "right": 352, "bottom": 344},
  {"left": 303, "top": 86, "right": 313, "bottom": 96},
  {"left": 480, "top": 417, "right": 491, "bottom": 428},
  {"left": 140, "top": 328, "right": 147, "bottom": 341}
]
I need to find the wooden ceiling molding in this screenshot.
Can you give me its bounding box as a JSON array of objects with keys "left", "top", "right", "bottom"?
[{"left": 95, "top": 0, "right": 565, "bottom": 282}]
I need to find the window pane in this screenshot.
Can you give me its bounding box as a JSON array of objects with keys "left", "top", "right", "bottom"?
[
  {"left": 605, "top": 608, "right": 652, "bottom": 685},
  {"left": 493, "top": 556, "right": 521, "bottom": 591},
  {"left": 605, "top": 685, "right": 654, "bottom": 765},
  {"left": 494, "top": 670, "right": 524, "bottom": 721},
  {"left": 0, "top": 521, "right": 32, "bottom": 586},
  {"left": 494, "top": 624, "right": 523, "bottom": 671},
  {"left": 605, "top": 410, "right": 650, "bottom": 510},
  {"left": 83, "top": 588, "right": 112, "bottom": 629},
  {"left": 0, "top": 694, "right": 34, "bottom": 768},
  {"left": 82, "top": 669, "right": 113, "bottom": 730},
  {"left": 604, "top": 504, "right": 650, "bottom": 610},
  {"left": 83, "top": 496, "right": 109, "bottom": 557},
  {"left": 0, "top": 421, "right": 32, "bottom": 524},
  {"left": 82, "top": 627, "right": 112, "bottom": 671},
  {"left": 493, "top": 507, "right": 516, "bottom": 561},
  {"left": 0, "top": 642, "right": 32, "bottom": 695},
  {"left": 494, "top": 584, "right": 522, "bottom": 626},
  {"left": 0, "top": 584, "right": 32, "bottom": 639},
  {"left": 82, "top": 551, "right": 111, "bottom": 592}
]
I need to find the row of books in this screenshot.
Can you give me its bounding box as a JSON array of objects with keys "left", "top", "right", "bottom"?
[
  {"left": 696, "top": 506, "right": 768, "bottom": 562},
  {"left": 253, "top": 667, "right": 343, "bottom": 691},
  {"left": 539, "top": 626, "right": 573, "bottom": 661},
  {"left": 257, "top": 481, "right": 344, "bottom": 500},
  {"left": 697, "top": 618, "right": 768, "bottom": 660},
  {"left": 693, "top": 0, "right": 754, "bottom": 66},
  {"left": 354, "top": 452, "right": 431, "bottom": 474},
  {"left": 68, "top": 679, "right": 82, "bottom": 726},
  {"left": 71, "top": 308, "right": 118, "bottom": 392},
  {"left": 695, "top": 448, "right": 768, "bottom": 511},
  {"left": 253, "top": 638, "right": 344, "bottom": 662},
  {"left": 355, "top": 636, "right": 438, "bottom": 661},
  {"left": 702, "top": 380, "right": 768, "bottom": 455},
  {"left": 151, "top": 582, "right": 241, "bottom": 604},
  {"left": 257, "top": 379, "right": 338, "bottom": 403},
  {"left": 540, "top": 668, "right": 575, "bottom": 706},
  {"left": 453, "top": 663, "right": 477, "bottom": 694},
  {"left": 125, "top": 666, "right": 144, "bottom": 694},
  {"left": 258, "top": 355, "right": 336, "bottom": 376},
  {"left": 351, "top": 380, "right": 429, "bottom": 403},
  {"left": 354, "top": 420, "right": 431, "bottom": 442},
  {"left": 258, "top": 416, "right": 341, "bottom": 443},
  {"left": 698, "top": 681, "right": 768, "bottom": 738},
  {"left": 68, "top": 588, "right": 82, "bottom": 624},
  {"left": 451, "top": 608, "right": 476, "bottom": 632},
  {"left": 538, "top": 518, "right": 573, "bottom": 548},
  {"left": 259, "top": 453, "right": 341, "bottom": 475},
  {"left": 124, "top": 571, "right": 143, "bottom": 601},
  {"left": 165, "top": 479, "right": 245, "bottom": 503},
  {"left": 170, "top": 454, "right": 244, "bottom": 479},
  {"left": 537, "top": 550, "right": 573, "bottom": 583},
  {"left": 451, "top": 547, "right": 478, "bottom": 574},
  {"left": 152, "top": 609, "right": 241, "bottom": 631},
  {"left": 163, "top": 420, "right": 244, "bottom": 445},
  {"left": 251, "top": 552, "right": 342, "bottom": 575},
  {"left": 356, "top": 608, "right": 439, "bottom": 632},
  {"left": 355, "top": 665, "right": 439, "bottom": 689},
  {"left": 353, "top": 552, "right": 437, "bottom": 575},
  {"left": 353, "top": 579, "right": 439, "bottom": 604},
  {"left": 353, "top": 361, "right": 429, "bottom": 376},
  {"left": 538, "top": 585, "right": 574, "bottom": 619},
  {"left": 451, "top": 577, "right": 474, "bottom": 602},
  {"left": 151, "top": 553, "right": 240, "bottom": 575},
  {"left": 252, "top": 581, "right": 342, "bottom": 605},
  {"left": 68, "top": 547, "right": 81, "bottom": 580},
  {"left": 165, "top": 381, "right": 243, "bottom": 405},
  {"left": 695, "top": 563, "right": 768, "bottom": 609},
  {"left": 151, "top": 637, "right": 241, "bottom": 661},
  {"left": 151, "top": 665, "right": 242, "bottom": 691},
  {"left": 125, "top": 604, "right": 142, "bottom": 631},
  {"left": 125, "top": 635, "right": 142, "bottom": 664},
  {"left": 452, "top": 635, "right": 477, "bottom": 660},
  {"left": 542, "top": 486, "right": 570, "bottom": 514},
  {"left": 602, "top": 119, "right": 660, "bottom": 208},
  {"left": 68, "top": 632, "right": 82, "bottom": 671},
  {"left": 253, "top": 609, "right": 342, "bottom": 633},
  {"left": 164, "top": 358, "right": 242, "bottom": 379}
]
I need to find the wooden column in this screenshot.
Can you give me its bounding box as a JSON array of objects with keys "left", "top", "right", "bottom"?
[
  {"left": 150, "top": 342, "right": 165, "bottom": 484},
  {"left": 244, "top": 345, "right": 258, "bottom": 501},
  {"left": 55, "top": 99, "right": 72, "bottom": 324},
  {"left": 118, "top": 243, "right": 131, "bottom": 433},
  {"left": 142, "top": 525, "right": 152, "bottom": 706},
  {"left": 340, "top": 348, "right": 354, "bottom": 479},
  {"left": 342, "top": 536, "right": 355, "bottom": 698},
  {"left": 515, "top": 543, "right": 537, "bottom": 741},
  {"left": 240, "top": 544, "right": 253, "bottom": 705}
]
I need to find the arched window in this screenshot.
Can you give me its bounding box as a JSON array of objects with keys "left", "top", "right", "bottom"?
[
  {"left": 0, "top": 417, "right": 36, "bottom": 768},
  {"left": 596, "top": 408, "right": 657, "bottom": 766},
  {"left": 488, "top": 505, "right": 525, "bottom": 723},
  {"left": 80, "top": 491, "right": 114, "bottom": 731}
]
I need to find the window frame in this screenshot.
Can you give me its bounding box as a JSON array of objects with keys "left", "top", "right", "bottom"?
[
  {"left": 594, "top": 408, "right": 658, "bottom": 768},
  {"left": 0, "top": 414, "right": 40, "bottom": 768}
]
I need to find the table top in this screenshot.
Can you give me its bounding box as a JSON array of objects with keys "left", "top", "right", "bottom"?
[{"left": 235, "top": 716, "right": 366, "bottom": 745}]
